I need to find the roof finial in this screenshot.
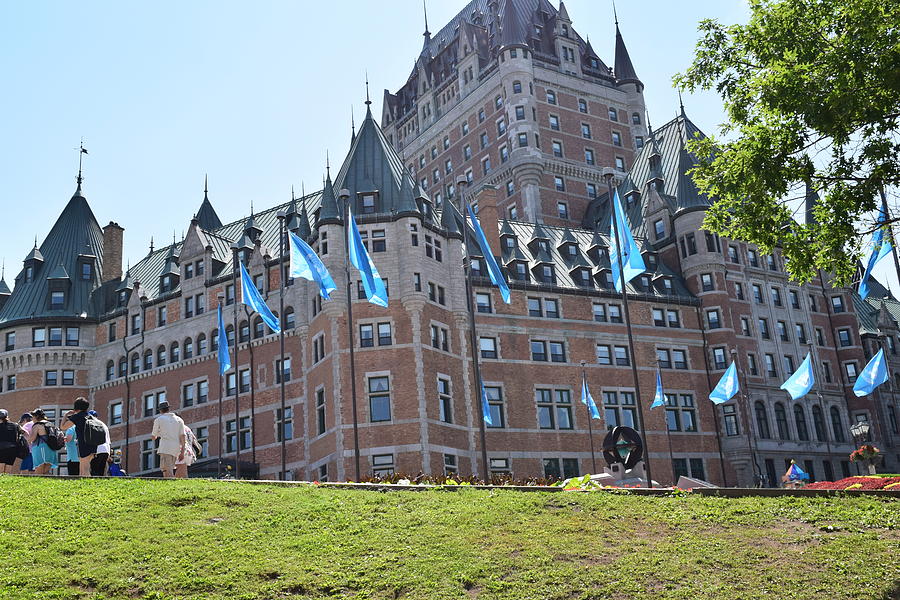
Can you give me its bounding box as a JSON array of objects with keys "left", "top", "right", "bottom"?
[
  {"left": 365, "top": 72, "right": 371, "bottom": 106},
  {"left": 613, "top": 0, "right": 619, "bottom": 26},
  {"left": 250, "top": 200, "right": 255, "bottom": 216},
  {"left": 301, "top": 181, "right": 306, "bottom": 198},
  {"left": 34, "top": 235, "right": 38, "bottom": 249},
  {"left": 326, "top": 150, "right": 331, "bottom": 178},
  {"left": 76, "top": 138, "right": 88, "bottom": 187},
  {"left": 2, "top": 258, "right": 5, "bottom": 280},
  {"left": 204, "top": 174, "right": 208, "bottom": 198},
  {"left": 351, "top": 105, "right": 356, "bottom": 139},
  {"left": 678, "top": 89, "right": 685, "bottom": 116},
  {"left": 149, "top": 236, "right": 154, "bottom": 254},
  {"left": 423, "top": 0, "right": 430, "bottom": 37},
  {"left": 291, "top": 184, "right": 295, "bottom": 201}
]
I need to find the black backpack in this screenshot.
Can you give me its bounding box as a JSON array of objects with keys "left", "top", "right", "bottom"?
[
  {"left": 15, "top": 428, "right": 29, "bottom": 459},
  {"left": 82, "top": 415, "right": 106, "bottom": 447},
  {"left": 42, "top": 422, "right": 66, "bottom": 452}
]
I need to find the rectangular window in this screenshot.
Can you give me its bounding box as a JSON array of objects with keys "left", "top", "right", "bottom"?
[
  {"left": 596, "top": 344, "right": 611, "bottom": 365},
  {"left": 239, "top": 369, "right": 250, "bottom": 393},
  {"left": 183, "top": 383, "right": 196, "bottom": 407},
  {"left": 700, "top": 273, "right": 713, "bottom": 291},
  {"left": 713, "top": 347, "right": 727, "bottom": 370},
  {"left": 476, "top": 293, "right": 492, "bottom": 313},
  {"left": 480, "top": 337, "right": 498, "bottom": 359},
  {"left": 316, "top": 388, "right": 326, "bottom": 435},
  {"left": 614, "top": 346, "right": 630, "bottom": 366},
  {"left": 368, "top": 376, "right": 391, "bottom": 422},
  {"left": 275, "top": 358, "right": 291, "bottom": 383},
  {"left": 32, "top": 327, "right": 46, "bottom": 347},
  {"left": 110, "top": 402, "right": 123, "bottom": 426},
  {"left": 838, "top": 328, "right": 852, "bottom": 347},
  {"left": 198, "top": 380, "right": 208, "bottom": 404},
  {"left": 582, "top": 123, "right": 592, "bottom": 139},
  {"left": 44, "top": 370, "right": 58, "bottom": 386},
  {"left": 530, "top": 340, "right": 547, "bottom": 361},
  {"left": 706, "top": 309, "right": 721, "bottom": 329},
  {"left": 276, "top": 407, "right": 293, "bottom": 442},
  {"left": 5, "top": 331, "right": 17, "bottom": 351},
  {"left": 723, "top": 405, "right": 739, "bottom": 436},
  {"left": 372, "top": 454, "right": 395, "bottom": 477},
  {"left": 484, "top": 386, "right": 505, "bottom": 428},
  {"left": 438, "top": 377, "right": 452, "bottom": 424},
  {"left": 831, "top": 296, "right": 845, "bottom": 313},
  {"left": 845, "top": 362, "right": 858, "bottom": 383}
]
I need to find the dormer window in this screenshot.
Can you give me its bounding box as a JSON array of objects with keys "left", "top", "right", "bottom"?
[
  {"left": 471, "top": 258, "right": 483, "bottom": 277},
  {"left": 504, "top": 236, "right": 517, "bottom": 250},
  {"left": 589, "top": 57, "right": 599, "bottom": 69},
  {"left": 80, "top": 262, "right": 92, "bottom": 281},
  {"left": 562, "top": 24, "right": 569, "bottom": 37},
  {"left": 360, "top": 193, "right": 376, "bottom": 214},
  {"left": 573, "top": 268, "right": 592, "bottom": 287},
  {"left": 24, "top": 266, "right": 33, "bottom": 283},
  {"left": 118, "top": 290, "right": 128, "bottom": 307},
  {"left": 50, "top": 291, "right": 65, "bottom": 310},
  {"left": 512, "top": 262, "right": 528, "bottom": 281}
]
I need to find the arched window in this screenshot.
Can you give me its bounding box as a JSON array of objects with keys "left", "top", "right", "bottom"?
[
  {"left": 211, "top": 329, "right": 219, "bottom": 352},
  {"left": 226, "top": 325, "right": 235, "bottom": 347},
  {"left": 184, "top": 337, "right": 193, "bottom": 359},
  {"left": 170, "top": 341, "right": 180, "bottom": 363},
  {"left": 631, "top": 112, "right": 641, "bottom": 125},
  {"left": 105, "top": 360, "right": 115, "bottom": 382},
  {"left": 130, "top": 352, "right": 140, "bottom": 374},
  {"left": 754, "top": 401, "right": 770, "bottom": 439},
  {"left": 197, "top": 333, "right": 207, "bottom": 355},
  {"left": 812, "top": 405, "right": 828, "bottom": 442},
  {"left": 284, "top": 307, "right": 295, "bottom": 330},
  {"left": 830, "top": 407, "right": 845, "bottom": 442},
  {"left": 157, "top": 345, "right": 167, "bottom": 366},
  {"left": 608, "top": 106, "right": 617, "bottom": 121},
  {"left": 143, "top": 349, "right": 153, "bottom": 371},
  {"left": 253, "top": 317, "right": 264, "bottom": 339},
  {"left": 794, "top": 404, "right": 809, "bottom": 441},
  {"left": 774, "top": 402, "right": 790, "bottom": 440},
  {"left": 239, "top": 320, "right": 250, "bottom": 343},
  {"left": 118, "top": 357, "right": 128, "bottom": 378}
]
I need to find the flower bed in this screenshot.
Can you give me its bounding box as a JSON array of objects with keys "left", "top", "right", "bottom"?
[{"left": 805, "top": 476, "right": 900, "bottom": 490}]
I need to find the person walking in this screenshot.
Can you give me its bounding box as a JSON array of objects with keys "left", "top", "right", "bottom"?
[
  {"left": 0, "top": 409, "right": 24, "bottom": 474},
  {"left": 28, "top": 409, "right": 58, "bottom": 475},
  {"left": 174, "top": 424, "right": 202, "bottom": 479},
  {"left": 64, "top": 425, "right": 79, "bottom": 476},
  {"left": 151, "top": 401, "right": 184, "bottom": 478},
  {"left": 87, "top": 410, "right": 111, "bottom": 477},
  {"left": 18, "top": 413, "right": 34, "bottom": 474},
  {"left": 60, "top": 398, "right": 98, "bottom": 477}
]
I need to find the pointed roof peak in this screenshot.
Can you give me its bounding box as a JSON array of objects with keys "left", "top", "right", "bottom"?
[
  {"left": 365, "top": 73, "right": 372, "bottom": 109},
  {"left": 614, "top": 13, "right": 641, "bottom": 89},
  {"left": 558, "top": 0, "right": 571, "bottom": 22},
  {"left": 422, "top": 0, "right": 431, "bottom": 39},
  {"left": 613, "top": 0, "right": 619, "bottom": 26},
  {"left": 499, "top": 0, "right": 527, "bottom": 49}
]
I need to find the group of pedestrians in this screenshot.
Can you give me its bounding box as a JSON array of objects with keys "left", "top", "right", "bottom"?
[{"left": 0, "top": 396, "right": 200, "bottom": 478}]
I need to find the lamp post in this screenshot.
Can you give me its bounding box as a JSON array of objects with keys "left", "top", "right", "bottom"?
[
  {"left": 338, "top": 188, "right": 362, "bottom": 482},
  {"left": 216, "top": 292, "right": 225, "bottom": 478},
  {"left": 275, "top": 210, "right": 288, "bottom": 479},
  {"left": 602, "top": 168, "right": 653, "bottom": 488},
  {"left": 850, "top": 421, "right": 874, "bottom": 474}
]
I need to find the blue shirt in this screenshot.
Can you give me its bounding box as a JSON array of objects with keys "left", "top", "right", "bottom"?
[{"left": 65, "top": 426, "right": 78, "bottom": 462}]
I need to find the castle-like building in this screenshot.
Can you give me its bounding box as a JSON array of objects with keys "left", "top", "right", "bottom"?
[{"left": 1, "top": 0, "right": 897, "bottom": 484}]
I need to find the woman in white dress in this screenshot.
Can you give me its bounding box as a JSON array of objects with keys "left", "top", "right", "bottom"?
[{"left": 174, "top": 425, "right": 202, "bottom": 478}]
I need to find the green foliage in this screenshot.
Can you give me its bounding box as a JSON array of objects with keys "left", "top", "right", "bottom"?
[
  {"left": 0, "top": 478, "right": 897, "bottom": 599},
  {"left": 675, "top": 0, "right": 900, "bottom": 284}
]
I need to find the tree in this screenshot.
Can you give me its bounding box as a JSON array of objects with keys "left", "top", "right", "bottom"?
[{"left": 675, "top": 0, "right": 900, "bottom": 285}]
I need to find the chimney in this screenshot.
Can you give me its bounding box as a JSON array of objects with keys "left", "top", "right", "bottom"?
[
  {"left": 472, "top": 184, "right": 502, "bottom": 253},
  {"left": 102, "top": 222, "right": 124, "bottom": 283}
]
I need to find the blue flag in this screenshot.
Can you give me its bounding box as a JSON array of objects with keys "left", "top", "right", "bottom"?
[
  {"left": 217, "top": 304, "right": 231, "bottom": 376},
  {"left": 710, "top": 361, "right": 739, "bottom": 404},
  {"left": 650, "top": 369, "right": 665, "bottom": 408},
  {"left": 859, "top": 205, "right": 893, "bottom": 299},
  {"left": 347, "top": 210, "right": 388, "bottom": 308},
  {"left": 780, "top": 352, "right": 815, "bottom": 400},
  {"left": 480, "top": 383, "right": 493, "bottom": 426},
  {"left": 467, "top": 203, "right": 511, "bottom": 304},
  {"left": 580, "top": 373, "right": 600, "bottom": 419},
  {"left": 239, "top": 261, "right": 281, "bottom": 333},
  {"left": 289, "top": 231, "right": 337, "bottom": 300},
  {"left": 609, "top": 189, "right": 646, "bottom": 293},
  {"left": 853, "top": 348, "right": 889, "bottom": 397},
  {"left": 786, "top": 461, "right": 809, "bottom": 482}
]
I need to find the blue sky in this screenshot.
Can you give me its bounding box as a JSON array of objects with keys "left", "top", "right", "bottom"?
[{"left": 14, "top": 1, "right": 879, "bottom": 289}]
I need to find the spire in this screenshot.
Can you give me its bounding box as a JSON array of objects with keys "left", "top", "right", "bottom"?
[
  {"left": 397, "top": 172, "right": 418, "bottom": 215},
  {"left": 196, "top": 175, "right": 223, "bottom": 230},
  {"left": 149, "top": 236, "right": 155, "bottom": 254},
  {"left": 318, "top": 168, "right": 341, "bottom": 223},
  {"left": 613, "top": 0, "right": 618, "bottom": 26},
  {"left": 365, "top": 73, "right": 372, "bottom": 111},
  {"left": 0, "top": 259, "right": 9, "bottom": 296},
  {"left": 614, "top": 15, "right": 642, "bottom": 89},
  {"left": 422, "top": 0, "right": 430, "bottom": 41},
  {"left": 296, "top": 195, "right": 312, "bottom": 240},
  {"left": 678, "top": 89, "right": 686, "bottom": 120},
  {"left": 75, "top": 139, "right": 88, "bottom": 194},
  {"left": 351, "top": 105, "right": 356, "bottom": 143}
]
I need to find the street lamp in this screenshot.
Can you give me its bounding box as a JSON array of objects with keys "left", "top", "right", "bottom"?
[{"left": 850, "top": 421, "right": 870, "bottom": 445}]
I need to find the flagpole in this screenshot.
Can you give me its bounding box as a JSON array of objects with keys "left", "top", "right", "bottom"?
[
  {"left": 338, "top": 188, "right": 362, "bottom": 482},
  {"left": 458, "top": 178, "right": 491, "bottom": 482},
  {"left": 731, "top": 348, "right": 760, "bottom": 486},
  {"left": 657, "top": 362, "right": 677, "bottom": 486},
  {"left": 879, "top": 188, "right": 900, "bottom": 290},
  {"left": 217, "top": 293, "right": 225, "bottom": 479},
  {"left": 603, "top": 170, "right": 653, "bottom": 488},
  {"left": 696, "top": 306, "right": 729, "bottom": 486},
  {"left": 808, "top": 342, "right": 833, "bottom": 463},
  {"left": 580, "top": 361, "right": 597, "bottom": 473},
  {"left": 230, "top": 245, "right": 241, "bottom": 479},
  {"left": 276, "top": 211, "right": 288, "bottom": 479}
]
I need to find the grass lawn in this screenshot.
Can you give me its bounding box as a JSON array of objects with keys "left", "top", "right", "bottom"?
[{"left": 0, "top": 478, "right": 897, "bottom": 599}]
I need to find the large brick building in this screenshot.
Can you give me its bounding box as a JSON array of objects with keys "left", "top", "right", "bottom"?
[{"left": 1, "top": 0, "right": 897, "bottom": 485}]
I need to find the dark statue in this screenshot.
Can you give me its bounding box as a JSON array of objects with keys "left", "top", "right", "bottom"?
[{"left": 602, "top": 426, "right": 644, "bottom": 470}]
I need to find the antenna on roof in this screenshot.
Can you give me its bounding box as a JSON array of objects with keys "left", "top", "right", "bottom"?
[{"left": 365, "top": 72, "right": 371, "bottom": 106}]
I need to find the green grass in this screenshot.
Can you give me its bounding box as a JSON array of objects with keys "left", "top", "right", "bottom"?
[{"left": 0, "top": 478, "right": 897, "bottom": 600}]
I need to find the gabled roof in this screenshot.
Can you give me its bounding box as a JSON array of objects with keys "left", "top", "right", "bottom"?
[{"left": 0, "top": 183, "right": 105, "bottom": 324}]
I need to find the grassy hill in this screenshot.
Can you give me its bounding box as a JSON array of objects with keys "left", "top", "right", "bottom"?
[{"left": 0, "top": 478, "right": 897, "bottom": 599}]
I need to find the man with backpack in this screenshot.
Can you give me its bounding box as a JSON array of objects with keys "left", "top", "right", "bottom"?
[
  {"left": 61, "top": 398, "right": 106, "bottom": 477},
  {"left": 87, "top": 410, "right": 111, "bottom": 476}
]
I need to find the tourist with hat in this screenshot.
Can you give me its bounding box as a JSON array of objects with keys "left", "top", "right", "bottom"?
[{"left": 151, "top": 400, "right": 185, "bottom": 478}]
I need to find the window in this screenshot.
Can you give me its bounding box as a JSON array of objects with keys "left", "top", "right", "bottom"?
[
  {"left": 105, "top": 360, "right": 115, "bottom": 381},
  {"left": 723, "top": 404, "right": 739, "bottom": 436},
  {"left": 713, "top": 347, "right": 727, "bottom": 370},
  {"left": 551, "top": 140, "right": 563, "bottom": 157},
  {"left": 276, "top": 407, "right": 293, "bottom": 442},
  {"left": 275, "top": 358, "right": 291, "bottom": 383},
  {"left": 359, "top": 324, "right": 374, "bottom": 348},
  {"left": 587, "top": 183, "right": 597, "bottom": 199},
  {"left": 425, "top": 235, "right": 443, "bottom": 262},
  {"left": 554, "top": 176, "right": 565, "bottom": 192},
  {"left": 584, "top": 148, "right": 595, "bottom": 165},
  {"left": 512, "top": 80, "right": 522, "bottom": 94},
  {"left": 759, "top": 318, "right": 770, "bottom": 339},
  {"left": 63, "top": 327, "right": 79, "bottom": 347},
  {"left": 141, "top": 440, "right": 159, "bottom": 471},
  {"left": 789, "top": 290, "right": 800, "bottom": 309},
  {"left": 783, "top": 355, "right": 794, "bottom": 375},
  {"left": 546, "top": 89, "right": 556, "bottom": 105},
  {"left": 771, "top": 287, "right": 782, "bottom": 307},
  {"left": 368, "top": 376, "right": 391, "bottom": 422},
  {"left": 475, "top": 292, "right": 492, "bottom": 314},
  {"left": 596, "top": 344, "right": 611, "bottom": 365},
  {"left": 838, "top": 328, "right": 852, "bottom": 347},
  {"left": 657, "top": 349, "right": 671, "bottom": 369},
  {"left": 609, "top": 305, "right": 622, "bottom": 323},
  {"left": 109, "top": 402, "right": 123, "bottom": 426},
  {"left": 131, "top": 313, "right": 142, "bottom": 335},
  {"left": 430, "top": 325, "right": 449, "bottom": 351},
  {"left": 614, "top": 346, "right": 630, "bottom": 366},
  {"left": 461, "top": 121, "right": 469, "bottom": 136},
  {"left": 480, "top": 337, "right": 498, "bottom": 359},
  {"left": 748, "top": 354, "right": 759, "bottom": 376},
  {"left": 812, "top": 405, "right": 828, "bottom": 442},
  {"left": 500, "top": 145, "right": 510, "bottom": 163},
  {"left": 32, "top": 328, "right": 46, "bottom": 347},
  {"left": 143, "top": 350, "right": 153, "bottom": 370},
  {"left": 611, "top": 131, "right": 621, "bottom": 146},
  {"left": 765, "top": 354, "right": 778, "bottom": 378},
  {"left": 438, "top": 378, "right": 452, "bottom": 423},
  {"left": 845, "top": 362, "right": 858, "bottom": 383},
  {"left": 463, "top": 144, "right": 472, "bottom": 160},
  {"left": 239, "top": 368, "right": 250, "bottom": 393},
  {"left": 603, "top": 391, "right": 636, "bottom": 429},
  {"left": 130, "top": 353, "right": 140, "bottom": 373},
  {"left": 183, "top": 383, "right": 196, "bottom": 407},
  {"left": 830, "top": 407, "right": 844, "bottom": 443},
  {"left": 118, "top": 358, "right": 127, "bottom": 378},
  {"left": 666, "top": 394, "right": 697, "bottom": 432},
  {"left": 700, "top": 273, "right": 714, "bottom": 291},
  {"left": 536, "top": 389, "right": 573, "bottom": 430},
  {"left": 823, "top": 361, "right": 832, "bottom": 383},
  {"left": 706, "top": 309, "right": 721, "bottom": 329},
  {"left": 831, "top": 296, "right": 845, "bottom": 313},
  {"left": 549, "top": 114, "right": 560, "bottom": 131},
  {"left": 777, "top": 321, "right": 789, "bottom": 342},
  {"left": 316, "top": 388, "right": 326, "bottom": 435},
  {"left": 361, "top": 194, "right": 376, "bottom": 214},
  {"left": 728, "top": 245, "right": 739, "bottom": 263},
  {"left": 479, "top": 132, "right": 489, "bottom": 149},
  {"left": 225, "top": 417, "right": 251, "bottom": 452},
  {"left": 794, "top": 404, "right": 809, "bottom": 441},
  {"left": 45, "top": 370, "right": 58, "bottom": 386},
  {"left": 49, "top": 327, "right": 62, "bottom": 347},
  {"left": 608, "top": 107, "right": 617, "bottom": 121},
  {"left": 530, "top": 340, "right": 547, "bottom": 361},
  {"left": 735, "top": 282, "right": 744, "bottom": 300},
  {"left": 185, "top": 296, "right": 195, "bottom": 318},
  {"left": 170, "top": 341, "right": 180, "bottom": 363},
  {"left": 372, "top": 454, "right": 394, "bottom": 477},
  {"left": 144, "top": 391, "right": 165, "bottom": 417},
  {"left": 767, "top": 254, "right": 778, "bottom": 271},
  {"left": 517, "top": 133, "right": 528, "bottom": 147},
  {"left": 50, "top": 291, "right": 65, "bottom": 309},
  {"left": 197, "top": 380, "right": 208, "bottom": 404},
  {"left": 478, "top": 108, "right": 485, "bottom": 123},
  {"left": 795, "top": 323, "right": 807, "bottom": 344},
  {"left": 741, "top": 317, "right": 751, "bottom": 337}
]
